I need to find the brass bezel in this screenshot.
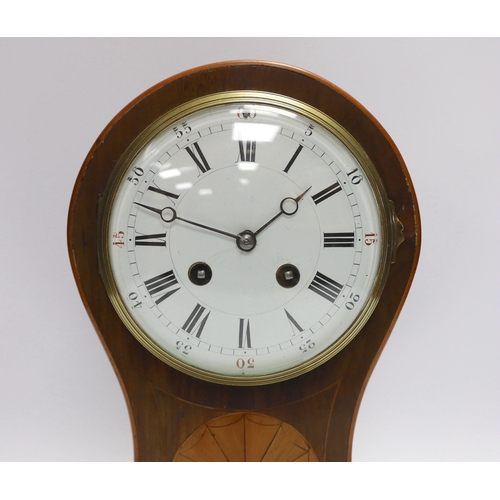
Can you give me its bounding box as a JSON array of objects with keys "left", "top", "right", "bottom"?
[{"left": 98, "top": 91, "right": 395, "bottom": 386}]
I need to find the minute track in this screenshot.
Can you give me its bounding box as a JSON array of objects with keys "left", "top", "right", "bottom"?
[{"left": 104, "top": 95, "right": 387, "bottom": 382}]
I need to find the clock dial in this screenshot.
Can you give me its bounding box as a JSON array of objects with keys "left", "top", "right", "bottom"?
[{"left": 100, "top": 92, "right": 393, "bottom": 385}]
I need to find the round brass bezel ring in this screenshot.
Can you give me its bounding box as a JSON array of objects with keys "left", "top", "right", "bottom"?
[{"left": 98, "top": 91, "right": 395, "bottom": 386}]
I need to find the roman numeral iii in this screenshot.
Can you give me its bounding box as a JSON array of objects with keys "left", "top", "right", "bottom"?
[{"left": 323, "top": 232, "right": 355, "bottom": 248}]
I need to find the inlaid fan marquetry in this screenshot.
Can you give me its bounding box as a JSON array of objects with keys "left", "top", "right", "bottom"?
[{"left": 174, "top": 413, "right": 318, "bottom": 462}]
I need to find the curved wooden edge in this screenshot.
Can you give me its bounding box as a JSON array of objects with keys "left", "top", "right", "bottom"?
[
  {"left": 67, "top": 206, "right": 140, "bottom": 461},
  {"left": 67, "top": 60, "right": 421, "bottom": 461},
  {"left": 346, "top": 139, "right": 422, "bottom": 460}
]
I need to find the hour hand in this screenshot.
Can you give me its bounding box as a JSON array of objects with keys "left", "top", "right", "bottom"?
[{"left": 253, "top": 186, "right": 311, "bottom": 237}]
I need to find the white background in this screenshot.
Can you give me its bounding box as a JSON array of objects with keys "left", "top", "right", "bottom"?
[{"left": 1, "top": 37, "right": 498, "bottom": 470}]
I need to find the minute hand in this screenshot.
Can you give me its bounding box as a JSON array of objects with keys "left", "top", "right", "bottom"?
[
  {"left": 253, "top": 186, "right": 312, "bottom": 237},
  {"left": 175, "top": 214, "right": 239, "bottom": 240},
  {"left": 134, "top": 202, "right": 239, "bottom": 240}
]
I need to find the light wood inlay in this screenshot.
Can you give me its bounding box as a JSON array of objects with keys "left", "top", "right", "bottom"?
[{"left": 174, "top": 413, "right": 318, "bottom": 462}]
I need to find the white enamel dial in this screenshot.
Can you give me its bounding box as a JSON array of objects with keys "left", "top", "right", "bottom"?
[{"left": 102, "top": 94, "right": 391, "bottom": 385}]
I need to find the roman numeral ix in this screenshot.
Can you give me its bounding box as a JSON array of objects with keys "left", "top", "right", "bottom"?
[{"left": 135, "top": 232, "right": 167, "bottom": 247}]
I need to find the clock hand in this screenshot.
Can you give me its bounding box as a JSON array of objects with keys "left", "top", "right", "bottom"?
[
  {"left": 134, "top": 186, "right": 311, "bottom": 251},
  {"left": 134, "top": 202, "right": 164, "bottom": 217},
  {"left": 253, "top": 186, "right": 312, "bottom": 237},
  {"left": 134, "top": 202, "right": 239, "bottom": 240}
]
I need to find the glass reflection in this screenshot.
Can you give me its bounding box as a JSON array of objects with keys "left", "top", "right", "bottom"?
[{"left": 232, "top": 122, "right": 279, "bottom": 143}]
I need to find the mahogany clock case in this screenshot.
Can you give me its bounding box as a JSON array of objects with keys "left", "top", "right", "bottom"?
[{"left": 68, "top": 61, "right": 420, "bottom": 461}]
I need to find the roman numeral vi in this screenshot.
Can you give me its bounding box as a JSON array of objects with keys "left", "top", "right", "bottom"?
[{"left": 238, "top": 318, "right": 252, "bottom": 348}]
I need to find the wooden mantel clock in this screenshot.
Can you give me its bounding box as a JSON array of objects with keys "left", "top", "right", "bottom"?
[{"left": 68, "top": 61, "right": 420, "bottom": 461}]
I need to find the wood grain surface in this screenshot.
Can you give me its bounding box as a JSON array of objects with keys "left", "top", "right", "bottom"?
[{"left": 68, "top": 61, "right": 420, "bottom": 461}]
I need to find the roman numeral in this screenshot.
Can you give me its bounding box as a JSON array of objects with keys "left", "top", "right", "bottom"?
[
  {"left": 283, "top": 145, "right": 303, "bottom": 173},
  {"left": 135, "top": 232, "right": 167, "bottom": 247},
  {"left": 147, "top": 185, "right": 180, "bottom": 200},
  {"left": 186, "top": 142, "right": 211, "bottom": 173},
  {"left": 238, "top": 318, "right": 252, "bottom": 348},
  {"left": 238, "top": 140, "right": 256, "bottom": 162},
  {"left": 323, "top": 232, "right": 355, "bottom": 248},
  {"left": 312, "top": 182, "right": 342, "bottom": 205},
  {"left": 144, "top": 270, "right": 180, "bottom": 304},
  {"left": 308, "top": 272, "right": 343, "bottom": 303},
  {"left": 182, "top": 303, "right": 210, "bottom": 338},
  {"left": 284, "top": 309, "right": 304, "bottom": 335}
]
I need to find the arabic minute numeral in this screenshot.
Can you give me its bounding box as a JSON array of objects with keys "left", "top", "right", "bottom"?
[
  {"left": 237, "top": 106, "right": 256, "bottom": 120},
  {"left": 112, "top": 231, "right": 125, "bottom": 248},
  {"left": 173, "top": 122, "right": 191, "bottom": 138},
  {"left": 347, "top": 167, "right": 363, "bottom": 184},
  {"left": 127, "top": 166, "right": 144, "bottom": 185},
  {"left": 236, "top": 358, "right": 255, "bottom": 369},
  {"left": 365, "top": 232, "right": 378, "bottom": 245},
  {"left": 175, "top": 340, "right": 192, "bottom": 356},
  {"left": 299, "top": 340, "right": 315, "bottom": 354},
  {"left": 128, "top": 292, "right": 143, "bottom": 309},
  {"left": 345, "top": 293, "right": 360, "bottom": 310}
]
